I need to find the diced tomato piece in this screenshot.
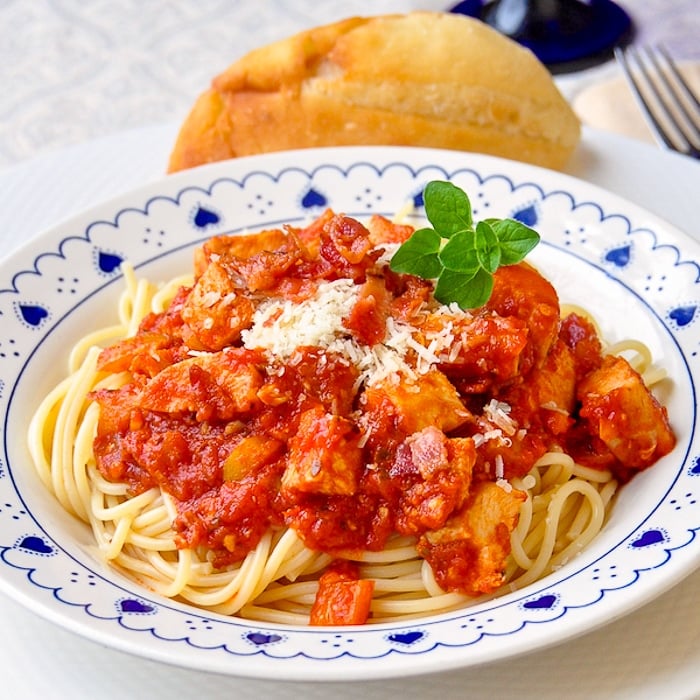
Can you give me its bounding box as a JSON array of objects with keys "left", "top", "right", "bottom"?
[{"left": 309, "top": 562, "right": 374, "bottom": 626}]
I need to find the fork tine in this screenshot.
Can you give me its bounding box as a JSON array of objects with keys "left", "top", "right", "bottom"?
[
  {"left": 614, "top": 45, "right": 700, "bottom": 158},
  {"left": 656, "top": 45, "right": 700, "bottom": 113},
  {"left": 646, "top": 46, "right": 700, "bottom": 140},
  {"left": 615, "top": 46, "right": 676, "bottom": 151}
]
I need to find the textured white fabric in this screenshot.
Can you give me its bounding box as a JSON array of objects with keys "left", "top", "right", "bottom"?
[{"left": 1, "top": 0, "right": 699, "bottom": 169}]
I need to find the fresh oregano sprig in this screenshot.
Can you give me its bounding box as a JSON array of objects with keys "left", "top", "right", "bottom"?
[{"left": 389, "top": 180, "right": 540, "bottom": 309}]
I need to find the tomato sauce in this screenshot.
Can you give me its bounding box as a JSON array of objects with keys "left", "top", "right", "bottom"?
[{"left": 90, "top": 211, "right": 676, "bottom": 592}]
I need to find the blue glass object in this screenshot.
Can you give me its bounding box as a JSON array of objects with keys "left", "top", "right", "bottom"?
[{"left": 450, "top": 0, "right": 633, "bottom": 71}]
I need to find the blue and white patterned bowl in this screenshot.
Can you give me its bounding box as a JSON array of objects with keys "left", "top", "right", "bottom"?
[{"left": 1, "top": 147, "right": 698, "bottom": 681}]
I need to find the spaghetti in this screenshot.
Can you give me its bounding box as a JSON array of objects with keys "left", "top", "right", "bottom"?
[{"left": 28, "top": 210, "right": 675, "bottom": 625}]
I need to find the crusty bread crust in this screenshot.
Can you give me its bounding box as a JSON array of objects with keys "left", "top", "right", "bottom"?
[{"left": 168, "top": 12, "right": 580, "bottom": 172}]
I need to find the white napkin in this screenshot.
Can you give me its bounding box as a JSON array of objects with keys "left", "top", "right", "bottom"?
[{"left": 572, "top": 60, "right": 700, "bottom": 144}]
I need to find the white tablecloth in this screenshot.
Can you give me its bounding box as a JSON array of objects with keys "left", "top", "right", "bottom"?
[{"left": 2, "top": 0, "right": 699, "bottom": 171}]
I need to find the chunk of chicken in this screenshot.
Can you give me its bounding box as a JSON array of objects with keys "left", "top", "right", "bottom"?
[
  {"left": 500, "top": 338, "right": 577, "bottom": 436},
  {"left": 417, "top": 480, "right": 526, "bottom": 595},
  {"left": 193, "top": 228, "right": 289, "bottom": 277},
  {"left": 97, "top": 287, "right": 191, "bottom": 376},
  {"left": 578, "top": 355, "right": 675, "bottom": 470},
  {"left": 559, "top": 312, "right": 604, "bottom": 377},
  {"left": 361, "top": 369, "right": 470, "bottom": 436},
  {"left": 96, "top": 331, "right": 174, "bottom": 376},
  {"left": 365, "top": 214, "right": 414, "bottom": 246},
  {"left": 389, "top": 427, "right": 476, "bottom": 535},
  {"left": 138, "top": 348, "right": 264, "bottom": 421},
  {"left": 181, "top": 260, "right": 255, "bottom": 350},
  {"left": 486, "top": 262, "right": 560, "bottom": 374},
  {"left": 419, "top": 310, "right": 530, "bottom": 393},
  {"left": 281, "top": 405, "right": 363, "bottom": 496}
]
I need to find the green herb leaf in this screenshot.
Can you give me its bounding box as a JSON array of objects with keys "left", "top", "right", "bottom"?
[
  {"left": 474, "top": 221, "right": 501, "bottom": 274},
  {"left": 438, "top": 230, "right": 480, "bottom": 274},
  {"left": 389, "top": 227, "right": 442, "bottom": 278},
  {"left": 434, "top": 268, "right": 477, "bottom": 306},
  {"left": 435, "top": 267, "right": 494, "bottom": 309},
  {"left": 488, "top": 219, "right": 540, "bottom": 265},
  {"left": 423, "top": 181, "right": 472, "bottom": 238},
  {"left": 389, "top": 181, "right": 541, "bottom": 310}
]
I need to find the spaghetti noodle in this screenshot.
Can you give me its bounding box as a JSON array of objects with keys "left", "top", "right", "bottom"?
[{"left": 28, "top": 209, "right": 675, "bottom": 626}]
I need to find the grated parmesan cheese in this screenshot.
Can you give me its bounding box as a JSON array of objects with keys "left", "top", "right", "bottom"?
[
  {"left": 496, "top": 478, "right": 513, "bottom": 493},
  {"left": 241, "top": 278, "right": 358, "bottom": 356},
  {"left": 494, "top": 454, "right": 505, "bottom": 480},
  {"left": 240, "top": 275, "right": 461, "bottom": 390},
  {"left": 374, "top": 243, "right": 401, "bottom": 266},
  {"left": 483, "top": 399, "right": 518, "bottom": 436},
  {"left": 201, "top": 291, "right": 221, "bottom": 308}
]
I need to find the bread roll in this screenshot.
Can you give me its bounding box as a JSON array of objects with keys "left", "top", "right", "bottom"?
[{"left": 168, "top": 12, "right": 580, "bottom": 172}]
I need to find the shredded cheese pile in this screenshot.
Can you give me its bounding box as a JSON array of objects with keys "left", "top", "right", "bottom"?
[{"left": 241, "top": 277, "right": 463, "bottom": 389}]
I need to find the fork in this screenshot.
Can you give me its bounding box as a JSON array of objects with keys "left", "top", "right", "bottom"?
[{"left": 614, "top": 45, "right": 700, "bottom": 159}]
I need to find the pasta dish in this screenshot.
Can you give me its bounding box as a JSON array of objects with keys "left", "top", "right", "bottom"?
[{"left": 28, "top": 202, "right": 675, "bottom": 626}]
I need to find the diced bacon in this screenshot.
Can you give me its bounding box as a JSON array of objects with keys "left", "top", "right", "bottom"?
[
  {"left": 326, "top": 214, "right": 374, "bottom": 265},
  {"left": 343, "top": 274, "right": 391, "bottom": 346},
  {"left": 292, "top": 208, "right": 335, "bottom": 257},
  {"left": 316, "top": 214, "right": 379, "bottom": 281}
]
